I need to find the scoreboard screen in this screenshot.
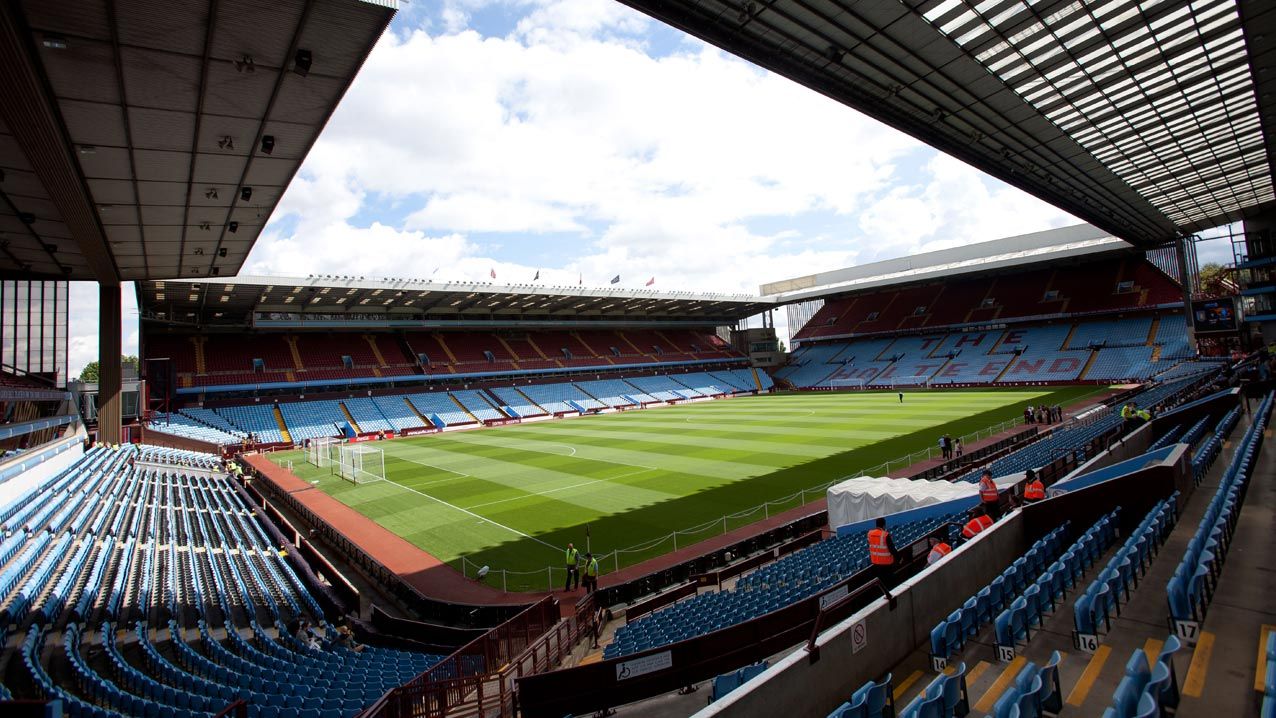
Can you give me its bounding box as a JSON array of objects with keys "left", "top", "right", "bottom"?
[{"left": 1191, "top": 298, "right": 1238, "bottom": 334}]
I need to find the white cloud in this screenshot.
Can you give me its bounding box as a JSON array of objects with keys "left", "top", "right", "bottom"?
[
  {"left": 66, "top": 0, "right": 1081, "bottom": 360},
  {"left": 227, "top": 0, "right": 1075, "bottom": 347},
  {"left": 68, "top": 282, "right": 139, "bottom": 381},
  {"left": 405, "top": 194, "right": 585, "bottom": 234},
  {"left": 857, "top": 154, "right": 1077, "bottom": 261}
]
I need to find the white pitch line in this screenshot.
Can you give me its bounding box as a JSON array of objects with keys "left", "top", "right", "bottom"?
[
  {"left": 461, "top": 467, "right": 658, "bottom": 511},
  {"left": 381, "top": 478, "right": 560, "bottom": 553},
  {"left": 684, "top": 408, "right": 814, "bottom": 422},
  {"left": 395, "top": 454, "right": 472, "bottom": 478}
]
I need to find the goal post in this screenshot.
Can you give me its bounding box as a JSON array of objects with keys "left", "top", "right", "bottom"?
[
  {"left": 307, "top": 437, "right": 339, "bottom": 468},
  {"left": 337, "top": 444, "right": 385, "bottom": 484}
]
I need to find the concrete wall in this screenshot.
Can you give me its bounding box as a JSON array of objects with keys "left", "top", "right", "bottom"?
[
  {"left": 0, "top": 436, "right": 83, "bottom": 505},
  {"left": 695, "top": 511, "right": 1029, "bottom": 717}
]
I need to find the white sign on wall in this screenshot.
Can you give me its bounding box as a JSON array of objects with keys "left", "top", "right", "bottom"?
[
  {"left": 615, "top": 651, "right": 673, "bottom": 681},
  {"left": 851, "top": 620, "right": 868, "bottom": 654}
]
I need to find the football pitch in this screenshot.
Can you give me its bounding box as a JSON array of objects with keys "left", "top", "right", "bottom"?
[{"left": 271, "top": 386, "right": 1103, "bottom": 591}]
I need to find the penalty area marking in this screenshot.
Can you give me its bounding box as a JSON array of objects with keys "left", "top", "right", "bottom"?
[
  {"left": 394, "top": 454, "right": 472, "bottom": 479},
  {"left": 461, "top": 467, "right": 658, "bottom": 511},
  {"left": 378, "top": 478, "right": 561, "bottom": 553},
  {"left": 465, "top": 435, "right": 661, "bottom": 476}
]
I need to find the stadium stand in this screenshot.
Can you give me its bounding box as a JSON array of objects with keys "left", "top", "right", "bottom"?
[
  {"left": 521, "top": 382, "right": 604, "bottom": 412},
  {"left": 278, "top": 401, "right": 349, "bottom": 442},
  {"left": 406, "top": 392, "right": 474, "bottom": 427},
  {"left": 929, "top": 522, "right": 1071, "bottom": 662},
  {"left": 575, "top": 380, "right": 640, "bottom": 407},
  {"left": 342, "top": 398, "right": 398, "bottom": 434},
  {"left": 792, "top": 258, "right": 1181, "bottom": 342},
  {"left": 672, "top": 372, "right": 735, "bottom": 397},
  {"left": 450, "top": 390, "right": 507, "bottom": 421},
  {"left": 146, "top": 412, "right": 244, "bottom": 446},
  {"left": 605, "top": 512, "right": 962, "bottom": 659},
  {"left": 170, "top": 329, "right": 745, "bottom": 389},
  {"left": 624, "top": 375, "right": 699, "bottom": 401},
  {"left": 997, "top": 350, "right": 1090, "bottom": 383},
  {"left": 1084, "top": 346, "right": 1156, "bottom": 382},
  {"left": 215, "top": 405, "right": 285, "bottom": 444},
  {"left": 1072, "top": 498, "right": 1177, "bottom": 640},
  {"left": 488, "top": 387, "right": 548, "bottom": 417},
  {"left": 1, "top": 445, "right": 446, "bottom": 713},
  {"left": 370, "top": 395, "right": 428, "bottom": 432},
  {"left": 1067, "top": 317, "right": 1153, "bottom": 349},
  {"left": 1167, "top": 392, "right": 1272, "bottom": 631},
  {"left": 783, "top": 313, "right": 1198, "bottom": 389}
]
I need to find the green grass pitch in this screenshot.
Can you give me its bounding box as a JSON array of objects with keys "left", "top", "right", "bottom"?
[{"left": 270, "top": 386, "right": 1102, "bottom": 591}]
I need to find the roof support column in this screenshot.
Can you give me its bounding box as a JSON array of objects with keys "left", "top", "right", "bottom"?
[
  {"left": 97, "top": 282, "right": 122, "bottom": 445},
  {"left": 1174, "top": 236, "right": 1196, "bottom": 353}
]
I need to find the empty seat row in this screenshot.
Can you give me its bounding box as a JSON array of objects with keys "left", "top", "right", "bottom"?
[
  {"left": 827, "top": 674, "right": 894, "bottom": 718},
  {"left": 988, "top": 651, "right": 1063, "bottom": 718},
  {"left": 1073, "top": 496, "right": 1177, "bottom": 639},
  {"left": 930, "top": 523, "right": 1070, "bottom": 661},
  {"left": 788, "top": 314, "right": 1194, "bottom": 388},
  {"left": 1100, "top": 637, "right": 1183, "bottom": 718},
  {"left": 996, "top": 512, "right": 1122, "bottom": 655},
  {"left": 898, "top": 661, "right": 972, "bottom": 718},
  {"left": 1189, "top": 407, "right": 1241, "bottom": 484},
  {"left": 708, "top": 661, "right": 769, "bottom": 703},
  {"left": 2, "top": 443, "right": 446, "bottom": 715},
  {"left": 608, "top": 514, "right": 960, "bottom": 659},
  {"left": 1167, "top": 391, "right": 1273, "bottom": 628}
]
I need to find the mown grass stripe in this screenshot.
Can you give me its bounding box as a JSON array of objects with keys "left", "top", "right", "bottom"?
[{"left": 275, "top": 386, "right": 1099, "bottom": 576}]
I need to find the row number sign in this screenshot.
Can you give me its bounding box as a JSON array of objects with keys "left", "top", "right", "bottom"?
[{"left": 1174, "top": 620, "right": 1200, "bottom": 644}]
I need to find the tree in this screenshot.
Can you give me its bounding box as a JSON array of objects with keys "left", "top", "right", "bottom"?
[
  {"left": 76, "top": 355, "right": 138, "bottom": 383},
  {"left": 1198, "top": 263, "right": 1234, "bottom": 298}
]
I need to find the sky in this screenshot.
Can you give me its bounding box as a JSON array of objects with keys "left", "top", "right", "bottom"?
[{"left": 65, "top": 0, "right": 1238, "bottom": 379}]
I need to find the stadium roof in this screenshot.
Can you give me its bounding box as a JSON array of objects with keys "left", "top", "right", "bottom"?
[
  {"left": 0, "top": 0, "right": 396, "bottom": 282},
  {"left": 615, "top": 0, "right": 1275, "bottom": 247},
  {"left": 138, "top": 275, "right": 773, "bottom": 324},
  {"left": 760, "top": 222, "right": 1133, "bottom": 301}
]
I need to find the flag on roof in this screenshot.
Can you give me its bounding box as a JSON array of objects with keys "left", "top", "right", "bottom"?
[
  {"left": 610, "top": 275, "right": 620, "bottom": 284},
  {"left": 578, "top": 273, "right": 582, "bottom": 286},
  {"left": 489, "top": 268, "right": 496, "bottom": 279},
  {"left": 533, "top": 270, "right": 540, "bottom": 281},
  {"left": 645, "top": 277, "right": 655, "bottom": 286}
]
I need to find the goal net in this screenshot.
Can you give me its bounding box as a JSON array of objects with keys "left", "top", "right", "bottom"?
[
  {"left": 307, "top": 437, "right": 339, "bottom": 468},
  {"left": 826, "top": 378, "right": 867, "bottom": 390},
  {"left": 337, "top": 444, "right": 385, "bottom": 484}
]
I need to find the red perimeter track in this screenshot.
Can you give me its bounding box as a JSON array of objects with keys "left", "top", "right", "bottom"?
[{"left": 242, "top": 387, "right": 1123, "bottom": 611}]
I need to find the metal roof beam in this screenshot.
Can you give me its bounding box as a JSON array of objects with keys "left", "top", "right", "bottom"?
[{"left": 0, "top": 0, "right": 118, "bottom": 282}]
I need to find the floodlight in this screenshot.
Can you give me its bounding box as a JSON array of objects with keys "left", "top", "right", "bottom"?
[{"left": 293, "top": 49, "right": 312, "bottom": 76}]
